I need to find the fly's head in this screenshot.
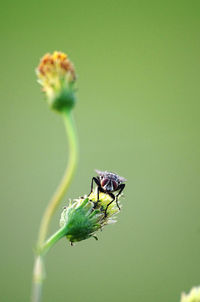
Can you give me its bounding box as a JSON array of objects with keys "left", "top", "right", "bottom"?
[{"left": 95, "top": 170, "right": 126, "bottom": 193}]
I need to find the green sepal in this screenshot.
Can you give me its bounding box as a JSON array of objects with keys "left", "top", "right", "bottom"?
[{"left": 48, "top": 83, "right": 76, "bottom": 112}]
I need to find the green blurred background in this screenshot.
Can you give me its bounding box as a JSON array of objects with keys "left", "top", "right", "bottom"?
[{"left": 0, "top": 0, "right": 200, "bottom": 301}]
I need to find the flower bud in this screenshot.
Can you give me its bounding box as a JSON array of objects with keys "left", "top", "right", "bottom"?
[
  {"left": 60, "top": 189, "right": 122, "bottom": 244},
  {"left": 181, "top": 286, "right": 200, "bottom": 302},
  {"left": 36, "top": 51, "right": 76, "bottom": 112}
]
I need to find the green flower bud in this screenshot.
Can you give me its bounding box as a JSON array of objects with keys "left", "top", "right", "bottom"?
[
  {"left": 36, "top": 51, "right": 76, "bottom": 112},
  {"left": 60, "top": 189, "right": 122, "bottom": 244},
  {"left": 181, "top": 286, "right": 200, "bottom": 302}
]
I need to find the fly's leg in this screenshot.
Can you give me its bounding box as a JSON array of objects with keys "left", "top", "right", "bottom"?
[
  {"left": 115, "top": 184, "right": 125, "bottom": 210},
  {"left": 94, "top": 185, "right": 104, "bottom": 208},
  {"left": 88, "top": 177, "right": 104, "bottom": 208},
  {"left": 88, "top": 177, "right": 100, "bottom": 196},
  {"left": 104, "top": 192, "right": 115, "bottom": 217}
]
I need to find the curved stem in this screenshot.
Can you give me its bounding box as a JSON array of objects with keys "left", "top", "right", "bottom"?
[
  {"left": 32, "top": 109, "right": 78, "bottom": 302},
  {"left": 38, "top": 109, "right": 78, "bottom": 247}
]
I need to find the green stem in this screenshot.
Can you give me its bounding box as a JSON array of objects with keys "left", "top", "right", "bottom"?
[
  {"left": 32, "top": 227, "right": 68, "bottom": 302},
  {"left": 38, "top": 109, "right": 78, "bottom": 247},
  {"left": 31, "top": 109, "right": 78, "bottom": 302},
  {"left": 32, "top": 256, "right": 45, "bottom": 302},
  {"left": 40, "top": 225, "right": 68, "bottom": 256}
]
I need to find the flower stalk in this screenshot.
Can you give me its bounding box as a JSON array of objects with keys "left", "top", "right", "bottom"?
[
  {"left": 32, "top": 109, "right": 78, "bottom": 302},
  {"left": 37, "top": 109, "right": 78, "bottom": 248},
  {"left": 32, "top": 52, "right": 78, "bottom": 302},
  {"left": 39, "top": 226, "right": 68, "bottom": 256}
]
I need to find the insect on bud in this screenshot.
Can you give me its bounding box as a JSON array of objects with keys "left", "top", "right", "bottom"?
[
  {"left": 181, "top": 286, "right": 200, "bottom": 302},
  {"left": 60, "top": 188, "right": 122, "bottom": 245},
  {"left": 36, "top": 51, "right": 76, "bottom": 112}
]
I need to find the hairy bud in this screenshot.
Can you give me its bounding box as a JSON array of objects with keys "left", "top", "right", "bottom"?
[{"left": 60, "top": 189, "right": 122, "bottom": 245}]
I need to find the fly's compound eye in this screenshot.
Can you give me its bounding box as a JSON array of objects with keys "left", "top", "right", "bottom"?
[
  {"left": 112, "top": 180, "right": 118, "bottom": 190},
  {"left": 101, "top": 178, "right": 109, "bottom": 188}
]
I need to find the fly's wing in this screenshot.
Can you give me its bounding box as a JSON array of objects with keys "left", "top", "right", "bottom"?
[
  {"left": 96, "top": 169, "right": 126, "bottom": 182},
  {"left": 118, "top": 175, "right": 127, "bottom": 182},
  {"left": 95, "top": 169, "right": 106, "bottom": 177}
]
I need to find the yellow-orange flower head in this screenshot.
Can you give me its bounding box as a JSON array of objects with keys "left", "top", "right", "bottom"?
[{"left": 36, "top": 51, "right": 76, "bottom": 112}]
